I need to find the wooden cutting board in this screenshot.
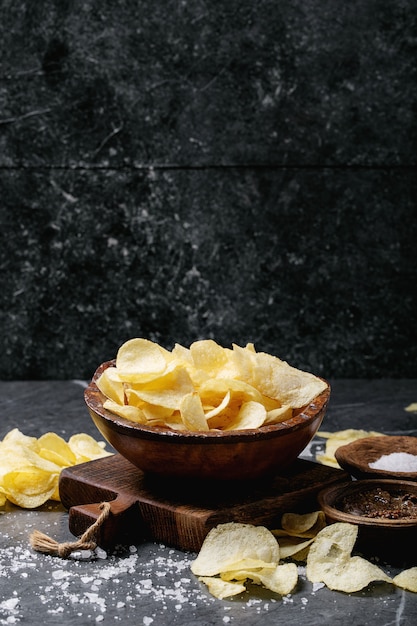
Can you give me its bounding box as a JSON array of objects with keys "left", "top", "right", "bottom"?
[{"left": 59, "top": 454, "right": 350, "bottom": 552}]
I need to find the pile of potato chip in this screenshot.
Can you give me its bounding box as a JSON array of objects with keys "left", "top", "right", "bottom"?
[
  {"left": 0, "top": 428, "right": 112, "bottom": 509},
  {"left": 191, "top": 517, "right": 417, "bottom": 599},
  {"left": 96, "top": 338, "right": 327, "bottom": 431}
]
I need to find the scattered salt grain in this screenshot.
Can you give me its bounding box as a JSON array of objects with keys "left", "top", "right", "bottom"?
[{"left": 369, "top": 452, "right": 417, "bottom": 472}]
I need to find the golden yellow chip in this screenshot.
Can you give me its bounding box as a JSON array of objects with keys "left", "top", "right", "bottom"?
[
  {"left": 204, "top": 391, "right": 231, "bottom": 419},
  {"left": 189, "top": 339, "right": 229, "bottom": 374},
  {"left": 96, "top": 366, "right": 125, "bottom": 404},
  {"left": 103, "top": 398, "right": 147, "bottom": 424},
  {"left": 280, "top": 511, "right": 327, "bottom": 538},
  {"left": 180, "top": 392, "right": 209, "bottom": 431},
  {"left": 127, "top": 366, "right": 194, "bottom": 410},
  {"left": 116, "top": 337, "right": 169, "bottom": 383},
  {"left": 223, "top": 401, "right": 266, "bottom": 431},
  {"left": 393, "top": 567, "right": 417, "bottom": 592},
  {"left": 68, "top": 433, "right": 112, "bottom": 462},
  {"left": 251, "top": 352, "right": 327, "bottom": 408},
  {"left": 220, "top": 562, "right": 298, "bottom": 596},
  {"left": 0, "top": 487, "right": 7, "bottom": 507},
  {"left": 100, "top": 338, "right": 327, "bottom": 432},
  {"left": 0, "top": 429, "right": 111, "bottom": 510},
  {"left": 306, "top": 522, "right": 392, "bottom": 592},
  {"left": 3, "top": 468, "right": 58, "bottom": 509},
  {"left": 191, "top": 522, "right": 280, "bottom": 577},
  {"left": 278, "top": 536, "right": 315, "bottom": 560},
  {"left": 198, "top": 576, "right": 246, "bottom": 599},
  {"left": 37, "top": 432, "right": 77, "bottom": 467},
  {"left": 264, "top": 405, "right": 293, "bottom": 425}
]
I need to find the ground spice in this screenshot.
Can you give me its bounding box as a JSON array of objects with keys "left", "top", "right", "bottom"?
[{"left": 339, "top": 487, "right": 417, "bottom": 520}]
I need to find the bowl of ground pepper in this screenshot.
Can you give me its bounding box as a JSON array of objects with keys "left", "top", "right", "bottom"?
[
  {"left": 334, "top": 435, "right": 417, "bottom": 481},
  {"left": 318, "top": 479, "right": 417, "bottom": 565}
]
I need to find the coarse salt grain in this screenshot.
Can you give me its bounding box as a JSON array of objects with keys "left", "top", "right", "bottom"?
[{"left": 369, "top": 452, "right": 417, "bottom": 472}]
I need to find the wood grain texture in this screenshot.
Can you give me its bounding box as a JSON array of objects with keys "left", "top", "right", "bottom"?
[{"left": 59, "top": 453, "right": 350, "bottom": 551}]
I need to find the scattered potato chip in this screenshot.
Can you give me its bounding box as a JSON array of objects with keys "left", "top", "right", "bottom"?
[
  {"left": 0, "top": 428, "right": 112, "bottom": 510},
  {"left": 198, "top": 576, "right": 246, "bottom": 599},
  {"left": 67, "top": 433, "right": 111, "bottom": 463},
  {"left": 98, "top": 338, "right": 327, "bottom": 432},
  {"left": 272, "top": 510, "right": 326, "bottom": 561},
  {"left": 278, "top": 536, "right": 315, "bottom": 560},
  {"left": 280, "top": 511, "right": 327, "bottom": 538},
  {"left": 316, "top": 429, "right": 384, "bottom": 468},
  {"left": 191, "top": 523, "right": 280, "bottom": 577},
  {"left": 306, "top": 522, "right": 392, "bottom": 593},
  {"left": 191, "top": 522, "right": 300, "bottom": 599},
  {"left": 405, "top": 403, "right": 417, "bottom": 413},
  {"left": 393, "top": 567, "right": 417, "bottom": 592}
]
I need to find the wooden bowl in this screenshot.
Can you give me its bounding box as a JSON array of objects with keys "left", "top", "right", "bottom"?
[
  {"left": 84, "top": 360, "right": 330, "bottom": 481},
  {"left": 335, "top": 435, "right": 417, "bottom": 481},
  {"left": 318, "top": 479, "right": 417, "bottom": 565}
]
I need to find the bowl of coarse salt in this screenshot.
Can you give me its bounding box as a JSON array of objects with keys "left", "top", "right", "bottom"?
[{"left": 334, "top": 435, "right": 417, "bottom": 481}]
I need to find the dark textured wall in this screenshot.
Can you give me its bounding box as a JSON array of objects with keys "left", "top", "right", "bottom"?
[{"left": 1, "top": 0, "right": 416, "bottom": 380}]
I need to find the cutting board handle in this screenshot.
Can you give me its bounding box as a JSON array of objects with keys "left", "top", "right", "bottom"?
[{"left": 68, "top": 494, "right": 143, "bottom": 549}]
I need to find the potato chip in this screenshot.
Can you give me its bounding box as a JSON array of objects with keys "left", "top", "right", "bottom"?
[
  {"left": 191, "top": 522, "right": 300, "bottom": 599},
  {"left": 204, "top": 391, "right": 231, "bottom": 419},
  {"left": 38, "top": 432, "right": 77, "bottom": 467},
  {"left": 251, "top": 352, "right": 327, "bottom": 408},
  {"left": 127, "top": 366, "right": 194, "bottom": 410},
  {"left": 278, "top": 536, "right": 315, "bottom": 560},
  {"left": 116, "top": 337, "right": 169, "bottom": 383},
  {"left": 99, "top": 338, "right": 326, "bottom": 432},
  {"left": 103, "top": 398, "right": 147, "bottom": 424},
  {"left": 0, "top": 429, "right": 111, "bottom": 510},
  {"left": 223, "top": 401, "right": 266, "bottom": 431},
  {"left": 198, "top": 576, "right": 246, "bottom": 599},
  {"left": 393, "top": 567, "right": 417, "bottom": 592},
  {"left": 180, "top": 392, "right": 209, "bottom": 431},
  {"left": 264, "top": 405, "right": 293, "bottom": 425},
  {"left": 3, "top": 468, "right": 58, "bottom": 509},
  {"left": 68, "top": 433, "right": 112, "bottom": 463},
  {"left": 189, "top": 340, "right": 230, "bottom": 375},
  {"left": 230, "top": 563, "right": 298, "bottom": 596},
  {"left": 306, "top": 522, "right": 392, "bottom": 592},
  {"left": 96, "top": 366, "right": 125, "bottom": 404},
  {"left": 280, "top": 511, "right": 327, "bottom": 538},
  {"left": 191, "top": 522, "right": 279, "bottom": 577},
  {"left": 0, "top": 487, "right": 7, "bottom": 507},
  {"left": 306, "top": 522, "right": 358, "bottom": 582}
]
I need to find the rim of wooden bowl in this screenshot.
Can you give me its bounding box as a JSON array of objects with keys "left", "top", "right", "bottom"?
[
  {"left": 335, "top": 435, "right": 417, "bottom": 480},
  {"left": 318, "top": 479, "right": 417, "bottom": 529}
]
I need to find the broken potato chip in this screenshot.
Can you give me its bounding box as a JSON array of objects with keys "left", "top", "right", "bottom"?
[
  {"left": 306, "top": 522, "right": 392, "bottom": 593},
  {"left": 0, "top": 428, "right": 112, "bottom": 509},
  {"left": 97, "top": 338, "right": 327, "bottom": 432}
]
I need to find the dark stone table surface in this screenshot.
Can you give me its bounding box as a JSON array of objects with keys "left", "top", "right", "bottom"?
[{"left": 0, "top": 378, "right": 416, "bottom": 625}]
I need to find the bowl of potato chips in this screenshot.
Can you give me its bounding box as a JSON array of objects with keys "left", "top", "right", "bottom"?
[{"left": 84, "top": 338, "right": 330, "bottom": 481}]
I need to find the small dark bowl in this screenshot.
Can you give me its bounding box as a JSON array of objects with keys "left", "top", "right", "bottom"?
[
  {"left": 318, "top": 479, "right": 417, "bottom": 565},
  {"left": 335, "top": 435, "right": 417, "bottom": 481},
  {"left": 84, "top": 360, "right": 330, "bottom": 481}
]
